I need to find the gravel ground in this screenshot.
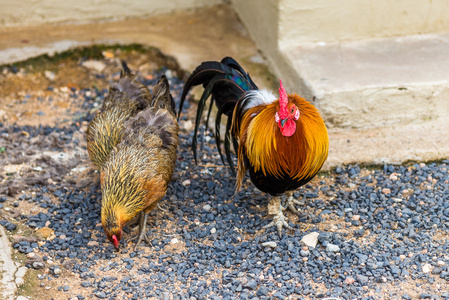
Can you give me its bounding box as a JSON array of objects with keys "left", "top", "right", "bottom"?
[{"left": 1, "top": 51, "right": 449, "bottom": 300}]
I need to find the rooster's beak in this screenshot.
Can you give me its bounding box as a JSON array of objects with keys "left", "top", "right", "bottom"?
[{"left": 281, "top": 118, "right": 288, "bottom": 127}]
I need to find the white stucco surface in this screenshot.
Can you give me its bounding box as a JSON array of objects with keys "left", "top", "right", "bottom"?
[{"left": 0, "top": 0, "right": 223, "bottom": 27}]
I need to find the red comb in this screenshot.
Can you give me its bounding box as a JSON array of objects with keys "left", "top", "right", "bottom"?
[
  {"left": 278, "top": 79, "right": 288, "bottom": 117},
  {"left": 279, "top": 79, "right": 288, "bottom": 107}
]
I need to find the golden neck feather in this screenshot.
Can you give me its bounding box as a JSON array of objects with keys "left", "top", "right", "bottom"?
[{"left": 238, "top": 94, "right": 329, "bottom": 182}]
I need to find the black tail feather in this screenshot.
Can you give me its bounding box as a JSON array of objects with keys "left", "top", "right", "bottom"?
[
  {"left": 179, "top": 57, "right": 257, "bottom": 172},
  {"left": 215, "top": 100, "right": 237, "bottom": 176},
  {"left": 191, "top": 75, "right": 224, "bottom": 163},
  {"left": 178, "top": 61, "right": 230, "bottom": 120},
  {"left": 220, "top": 57, "right": 258, "bottom": 89},
  {"left": 205, "top": 95, "right": 215, "bottom": 127},
  {"left": 224, "top": 109, "right": 236, "bottom": 176}
]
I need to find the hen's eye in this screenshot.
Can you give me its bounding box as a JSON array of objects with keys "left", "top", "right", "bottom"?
[{"left": 291, "top": 108, "right": 294, "bottom": 113}]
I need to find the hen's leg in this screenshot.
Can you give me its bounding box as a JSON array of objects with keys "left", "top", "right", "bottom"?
[
  {"left": 130, "top": 211, "right": 152, "bottom": 250},
  {"left": 263, "top": 196, "right": 293, "bottom": 237},
  {"left": 285, "top": 191, "right": 303, "bottom": 214}
]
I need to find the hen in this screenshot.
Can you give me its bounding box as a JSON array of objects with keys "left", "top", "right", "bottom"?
[
  {"left": 179, "top": 57, "right": 328, "bottom": 235},
  {"left": 87, "top": 64, "right": 179, "bottom": 250}
]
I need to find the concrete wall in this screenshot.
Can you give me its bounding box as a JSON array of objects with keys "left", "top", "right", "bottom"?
[
  {"left": 0, "top": 0, "right": 223, "bottom": 27},
  {"left": 233, "top": 0, "right": 449, "bottom": 49},
  {"left": 232, "top": 0, "right": 449, "bottom": 129},
  {"left": 279, "top": 0, "right": 449, "bottom": 46},
  {"left": 231, "top": 0, "right": 307, "bottom": 97}
]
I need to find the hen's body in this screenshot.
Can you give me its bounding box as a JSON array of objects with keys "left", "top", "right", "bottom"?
[
  {"left": 179, "top": 57, "right": 328, "bottom": 235},
  {"left": 101, "top": 97, "right": 179, "bottom": 249},
  {"left": 87, "top": 63, "right": 178, "bottom": 250}
]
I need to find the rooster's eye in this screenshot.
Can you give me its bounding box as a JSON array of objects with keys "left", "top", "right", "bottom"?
[{"left": 291, "top": 108, "right": 294, "bottom": 113}]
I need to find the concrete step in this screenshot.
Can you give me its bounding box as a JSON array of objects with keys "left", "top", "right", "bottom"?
[
  {"left": 281, "top": 33, "right": 449, "bottom": 167},
  {"left": 283, "top": 33, "right": 449, "bottom": 129}
]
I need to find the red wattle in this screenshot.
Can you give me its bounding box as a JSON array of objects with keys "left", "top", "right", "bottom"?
[{"left": 279, "top": 119, "right": 296, "bottom": 137}]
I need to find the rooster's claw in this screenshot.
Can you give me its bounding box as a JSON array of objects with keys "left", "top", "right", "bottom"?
[{"left": 263, "top": 196, "right": 294, "bottom": 237}]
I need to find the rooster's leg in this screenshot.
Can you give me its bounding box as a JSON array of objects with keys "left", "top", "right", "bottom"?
[
  {"left": 263, "top": 196, "right": 293, "bottom": 237},
  {"left": 131, "top": 211, "right": 152, "bottom": 250},
  {"left": 285, "top": 191, "right": 303, "bottom": 215}
]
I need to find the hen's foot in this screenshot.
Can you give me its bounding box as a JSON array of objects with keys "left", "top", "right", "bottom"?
[{"left": 263, "top": 196, "right": 293, "bottom": 237}]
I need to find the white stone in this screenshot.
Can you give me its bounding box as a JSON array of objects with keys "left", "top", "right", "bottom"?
[
  {"left": 81, "top": 60, "right": 106, "bottom": 72},
  {"left": 170, "top": 238, "right": 179, "bottom": 244},
  {"left": 183, "top": 120, "right": 193, "bottom": 131},
  {"left": 422, "top": 263, "right": 432, "bottom": 273},
  {"left": 44, "top": 70, "right": 56, "bottom": 81},
  {"left": 261, "top": 241, "right": 277, "bottom": 248},
  {"left": 300, "top": 232, "right": 319, "bottom": 248}
]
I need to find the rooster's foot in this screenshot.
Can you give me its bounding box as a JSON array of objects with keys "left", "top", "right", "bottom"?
[
  {"left": 285, "top": 191, "right": 304, "bottom": 215},
  {"left": 263, "top": 196, "right": 293, "bottom": 237}
]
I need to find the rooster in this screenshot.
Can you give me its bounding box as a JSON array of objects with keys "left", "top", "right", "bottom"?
[
  {"left": 87, "top": 64, "right": 179, "bottom": 250},
  {"left": 179, "top": 57, "right": 328, "bottom": 235}
]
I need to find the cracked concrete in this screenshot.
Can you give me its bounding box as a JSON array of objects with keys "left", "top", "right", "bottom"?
[{"left": 0, "top": 226, "right": 18, "bottom": 300}]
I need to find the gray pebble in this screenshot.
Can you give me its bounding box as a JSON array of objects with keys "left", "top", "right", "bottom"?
[
  {"left": 95, "top": 291, "right": 107, "bottom": 299},
  {"left": 32, "top": 262, "right": 45, "bottom": 270},
  {"left": 356, "top": 274, "right": 369, "bottom": 284},
  {"left": 244, "top": 279, "right": 258, "bottom": 290}
]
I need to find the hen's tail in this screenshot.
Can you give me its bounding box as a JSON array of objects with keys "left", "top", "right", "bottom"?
[
  {"left": 151, "top": 75, "right": 176, "bottom": 115},
  {"left": 122, "top": 74, "right": 178, "bottom": 152},
  {"left": 104, "top": 61, "right": 151, "bottom": 111},
  {"left": 179, "top": 57, "right": 257, "bottom": 169}
]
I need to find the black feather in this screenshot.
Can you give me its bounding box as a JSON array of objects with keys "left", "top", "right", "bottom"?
[
  {"left": 220, "top": 57, "right": 258, "bottom": 89},
  {"left": 215, "top": 100, "right": 236, "bottom": 174},
  {"left": 224, "top": 110, "right": 236, "bottom": 176},
  {"left": 179, "top": 57, "right": 258, "bottom": 172}
]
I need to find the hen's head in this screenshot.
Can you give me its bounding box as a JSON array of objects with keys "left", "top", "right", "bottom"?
[
  {"left": 275, "top": 79, "right": 300, "bottom": 137},
  {"left": 104, "top": 226, "right": 122, "bottom": 251},
  {"left": 101, "top": 209, "right": 123, "bottom": 251}
]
